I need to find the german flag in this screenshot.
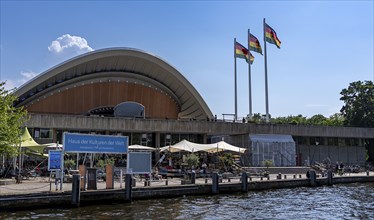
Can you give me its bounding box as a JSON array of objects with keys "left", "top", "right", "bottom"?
[
  {"left": 249, "top": 33, "right": 262, "bottom": 55},
  {"left": 265, "top": 23, "right": 281, "bottom": 48},
  {"left": 235, "top": 42, "right": 254, "bottom": 64}
]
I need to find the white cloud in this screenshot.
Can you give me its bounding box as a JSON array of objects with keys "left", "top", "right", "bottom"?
[
  {"left": 3, "top": 71, "right": 39, "bottom": 90},
  {"left": 305, "top": 104, "right": 328, "bottom": 108},
  {"left": 48, "top": 34, "right": 93, "bottom": 54},
  {"left": 19, "top": 71, "right": 38, "bottom": 84}
]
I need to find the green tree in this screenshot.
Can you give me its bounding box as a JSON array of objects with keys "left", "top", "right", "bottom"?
[
  {"left": 185, "top": 153, "right": 199, "bottom": 170},
  {"left": 0, "top": 82, "right": 29, "bottom": 156},
  {"left": 307, "top": 114, "right": 327, "bottom": 125},
  {"left": 271, "top": 114, "right": 308, "bottom": 125},
  {"left": 219, "top": 153, "right": 234, "bottom": 171},
  {"left": 326, "top": 113, "right": 344, "bottom": 126},
  {"left": 340, "top": 80, "right": 374, "bottom": 127}
]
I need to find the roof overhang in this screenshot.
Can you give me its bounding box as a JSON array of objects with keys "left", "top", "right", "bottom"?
[{"left": 14, "top": 47, "right": 213, "bottom": 120}]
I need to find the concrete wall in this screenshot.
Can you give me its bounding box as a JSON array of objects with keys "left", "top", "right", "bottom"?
[
  {"left": 24, "top": 113, "right": 373, "bottom": 165},
  {"left": 25, "top": 113, "right": 374, "bottom": 138},
  {"left": 297, "top": 144, "right": 366, "bottom": 165}
]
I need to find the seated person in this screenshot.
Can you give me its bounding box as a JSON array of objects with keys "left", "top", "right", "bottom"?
[{"left": 153, "top": 167, "right": 163, "bottom": 180}]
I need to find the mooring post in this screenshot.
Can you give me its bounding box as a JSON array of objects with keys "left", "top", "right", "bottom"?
[
  {"left": 367, "top": 171, "right": 370, "bottom": 176},
  {"left": 125, "top": 174, "right": 132, "bottom": 201},
  {"left": 71, "top": 174, "right": 81, "bottom": 207},
  {"left": 277, "top": 173, "right": 282, "bottom": 179},
  {"left": 212, "top": 173, "right": 219, "bottom": 194},
  {"left": 327, "top": 171, "right": 333, "bottom": 186},
  {"left": 191, "top": 171, "right": 196, "bottom": 184},
  {"left": 241, "top": 172, "right": 248, "bottom": 192},
  {"left": 309, "top": 171, "right": 317, "bottom": 187}
]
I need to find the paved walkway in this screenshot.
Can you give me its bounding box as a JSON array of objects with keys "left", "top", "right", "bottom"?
[{"left": 1, "top": 172, "right": 372, "bottom": 196}]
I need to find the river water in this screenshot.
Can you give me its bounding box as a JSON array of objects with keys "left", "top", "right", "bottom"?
[{"left": 2, "top": 183, "right": 373, "bottom": 219}]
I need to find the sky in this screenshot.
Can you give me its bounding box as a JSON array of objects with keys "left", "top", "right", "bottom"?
[{"left": 1, "top": 1, "right": 373, "bottom": 119}]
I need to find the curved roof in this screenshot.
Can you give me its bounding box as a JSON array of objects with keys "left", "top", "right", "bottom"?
[{"left": 14, "top": 48, "right": 213, "bottom": 120}]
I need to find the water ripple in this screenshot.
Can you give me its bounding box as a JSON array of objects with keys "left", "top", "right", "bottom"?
[{"left": 1, "top": 183, "right": 373, "bottom": 219}]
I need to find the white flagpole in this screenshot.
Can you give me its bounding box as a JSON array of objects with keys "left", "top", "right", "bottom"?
[
  {"left": 263, "top": 18, "right": 270, "bottom": 122},
  {"left": 234, "top": 38, "right": 238, "bottom": 121},
  {"left": 248, "top": 29, "right": 253, "bottom": 118}
]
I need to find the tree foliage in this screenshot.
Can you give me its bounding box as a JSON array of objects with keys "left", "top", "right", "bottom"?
[
  {"left": 0, "top": 82, "right": 29, "bottom": 156},
  {"left": 185, "top": 153, "right": 199, "bottom": 169},
  {"left": 267, "top": 113, "right": 344, "bottom": 126},
  {"left": 340, "top": 80, "right": 374, "bottom": 127}
]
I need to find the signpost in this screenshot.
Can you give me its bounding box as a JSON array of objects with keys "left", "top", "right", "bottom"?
[
  {"left": 48, "top": 150, "right": 63, "bottom": 191},
  {"left": 59, "top": 132, "right": 129, "bottom": 191},
  {"left": 63, "top": 133, "right": 128, "bottom": 153},
  {"left": 48, "top": 150, "right": 63, "bottom": 171},
  {"left": 127, "top": 152, "right": 152, "bottom": 174}
]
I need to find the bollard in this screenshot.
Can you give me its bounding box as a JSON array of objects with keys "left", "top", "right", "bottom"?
[
  {"left": 144, "top": 180, "right": 148, "bottom": 187},
  {"left": 79, "top": 165, "right": 86, "bottom": 191},
  {"left": 367, "top": 171, "right": 370, "bottom": 176},
  {"left": 228, "top": 178, "right": 231, "bottom": 182},
  {"left": 212, "top": 173, "right": 219, "bottom": 194},
  {"left": 71, "top": 174, "right": 81, "bottom": 207},
  {"left": 165, "top": 178, "right": 168, "bottom": 186},
  {"left": 309, "top": 171, "right": 317, "bottom": 187},
  {"left": 284, "top": 175, "right": 287, "bottom": 179},
  {"left": 106, "top": 165, "right": 114, "bottom": 189},
  {"left": 241, "top": 172, "right": 248, "bottom": 192},
  {"left": 191, "top": 171, "right": 196, "bottom": 184},
  {"left": 327, "top": 171, "right": 333, "bottom": 186},
  {"left": 260, "top": 177, "right": 263, "bottom": 181},
  {"left": 277, "top": 173, "right": 282, "bottom": 179},
  {"left": 299, "top": 174, "right": 302, "bottom": 178},
  {"left": 249, "top": 177, "right": 252, "bottom": 181},
  {"left": 267, "top": 175, "right": 270, "bottom": 180},
  {"left": 86, "top": 168, "right": 97, "bottom": 190},
  {"left": 293, "top": 174, "right": 296, "bottom": 179},
  {"left": 125, "top": 174, "right": 132, "bottom": 201},
  {"left": 205, "top": 178, "right": 208, "bottom": 184}
]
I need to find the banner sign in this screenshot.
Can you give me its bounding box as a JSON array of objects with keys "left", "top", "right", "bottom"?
[
  {"left": 48, "top": 150, "right": 63, "bottom": 171},
  {"left": 63, "top": 132, "right": 128, "bottom": 153},
  {"left": 127, "top": 152, "right": 151, "bottom": 174}
]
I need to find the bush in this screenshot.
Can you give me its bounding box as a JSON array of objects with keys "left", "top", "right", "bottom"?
[
  {"left": 64, "top": 159, "right": 76, "bottom": 170},
  {"left": 185, "top": 153, "right": 199, "bottom": 169}
]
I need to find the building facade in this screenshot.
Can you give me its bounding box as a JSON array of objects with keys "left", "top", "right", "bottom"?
[{"left": 14, "top": 48, "right": 374, "bottom": 166}]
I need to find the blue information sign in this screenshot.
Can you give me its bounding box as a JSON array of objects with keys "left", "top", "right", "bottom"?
[
  {"left": 63, "top": 133, "right": 128, "bottom": 153},
  {"left": 48, "top": 150, "right": 63, "bottom": 171}
]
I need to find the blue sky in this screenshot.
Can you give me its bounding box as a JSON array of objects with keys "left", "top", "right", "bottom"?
[{"left": 1, "top": 1, "right": 373, "bottom": 119}]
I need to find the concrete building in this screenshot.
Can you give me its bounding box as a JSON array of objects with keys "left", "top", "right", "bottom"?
[{"left": 14, "top": 48, "right": 374, "bottom": 166}]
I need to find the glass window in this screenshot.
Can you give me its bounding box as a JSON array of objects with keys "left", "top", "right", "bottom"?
[
  {"left": 180, "top": 134, "right": 189, "bottom": 142},
  {"left": 40, "top": 128, "right": 52, "bottom": 139},
  {"left": 132, "top": 133, "right": 141, "bottom": 145},
  {"left": 171, "top": 134, "right": 179, "bottom": 145},
  {"left": 56, "top": 130, "right": 63, "bottom": 144},
  {"left": 34, "top": 128, "right": 40, "bottom": 138}
]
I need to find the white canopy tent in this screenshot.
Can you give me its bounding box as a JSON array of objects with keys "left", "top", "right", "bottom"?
[
  {"left": 160, "top": 140, "right": 246, "bottom": 153},
  {"left": 128, "top": 145, "right": 156, "bottom": 151}
]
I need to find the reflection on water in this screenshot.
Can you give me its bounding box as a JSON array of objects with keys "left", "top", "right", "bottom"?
[{"left": 2, "top": 183, "right": 373, "bottom": 219}]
